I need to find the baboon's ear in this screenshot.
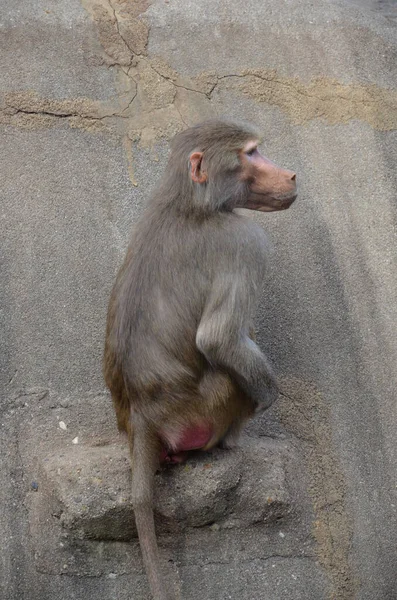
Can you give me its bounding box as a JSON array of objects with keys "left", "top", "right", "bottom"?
[{"left": 189, "top": 152, "right": 208, "bottom": 184}]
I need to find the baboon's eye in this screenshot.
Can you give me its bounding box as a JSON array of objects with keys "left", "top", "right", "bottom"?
[{"left": 246, "top": 147, "right": 258, "bottom": 157}]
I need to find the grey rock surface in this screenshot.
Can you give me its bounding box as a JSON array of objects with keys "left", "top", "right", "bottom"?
[
  {"left": 1, "top": 0, "right": 397, "bottom": 599},
  {"left": 30, "top": 440, "right": 290, "bottom": 542}
]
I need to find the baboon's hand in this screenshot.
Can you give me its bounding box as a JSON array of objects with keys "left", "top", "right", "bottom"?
[{"left": 253, "top": 379, "right": 279, "bottom": 414}]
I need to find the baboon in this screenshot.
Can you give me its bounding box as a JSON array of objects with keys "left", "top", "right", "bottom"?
[{"left": 104, "top": 118, "right": 297, "bottom": 599}]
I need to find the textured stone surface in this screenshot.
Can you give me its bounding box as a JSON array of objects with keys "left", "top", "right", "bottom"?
[
  {"left": 29, "top": 440, "right": 290, "bottom": 542},
  {"left": 1, "top": 0, "right": 397, "bottom": 599}
]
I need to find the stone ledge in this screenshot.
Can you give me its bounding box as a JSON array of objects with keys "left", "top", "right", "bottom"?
[
  {"left": 27, "top": 437, "right": 296, "bottom": 577},
  {"left": 30, "top": 439, "right": 290, "bottom": 542}
]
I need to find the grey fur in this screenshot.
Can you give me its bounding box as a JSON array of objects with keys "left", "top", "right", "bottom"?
[{"left": 103, "top": 118, "right": 295, "bottom": 600}]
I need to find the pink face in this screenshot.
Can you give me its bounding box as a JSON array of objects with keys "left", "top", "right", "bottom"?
[{"left": 238, "top": 140, "right": 297, "bottom": 212}]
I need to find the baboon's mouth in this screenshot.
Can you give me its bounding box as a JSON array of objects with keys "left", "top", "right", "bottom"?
[{"left": 244, "top": 192, "right": 297, "bottom": 212}]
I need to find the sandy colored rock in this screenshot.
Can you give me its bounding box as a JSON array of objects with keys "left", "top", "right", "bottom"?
[{"left": 30, "top": 440, "right": 290, "bottom": 542}]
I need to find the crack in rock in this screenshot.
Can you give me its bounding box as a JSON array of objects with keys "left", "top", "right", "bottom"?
[
  {"left": 0, "top": 88, "right": 138, "bottom": 132},
  {"left": 4, "top": 8, "right": 395, "bottom": 143},
  {"left": 82, "top": 0, "right": 150, "bottom": 65},
  {"left": 213, "top": 69, "right": 397, "bottom": 130}
]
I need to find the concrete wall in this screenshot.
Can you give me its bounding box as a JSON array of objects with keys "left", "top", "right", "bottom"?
[{"left": 1, "top": 1, "right": 396, "bottom": 599}]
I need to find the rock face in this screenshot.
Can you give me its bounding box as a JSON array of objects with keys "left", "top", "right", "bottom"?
[
  {"left": 30, "top": 441, "right": 290, "bottom": 543},
  {"left": 25, "top": 431, "right": 331, "bottom": 600},
  {"left": 1, "top": 0, "right": 397, "bottom": 599}
]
